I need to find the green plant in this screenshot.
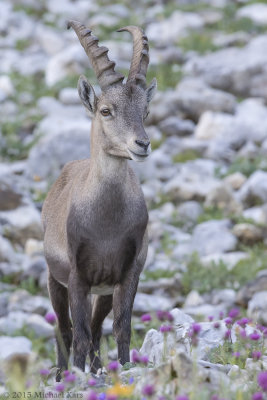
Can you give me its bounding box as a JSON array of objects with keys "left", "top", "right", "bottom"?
[
  {"left": 223, "top": 156, "right": 267, "bottom": 178},
  {"left": 178, "top": 31, "right": 218, "bottom": 54},
  {"left": 172, "top": 149, "right": 200, "bottom": 163}
]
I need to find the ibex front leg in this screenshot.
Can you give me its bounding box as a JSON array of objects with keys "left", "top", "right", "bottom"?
[
  {"left": 112, "top": 268, "right": 139, "bottom": 365},
  {"left": 68, "top": 271, "right": 91, "bottom": 371}
]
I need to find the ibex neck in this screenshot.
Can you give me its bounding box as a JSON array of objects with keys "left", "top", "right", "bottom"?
[{"left": 89, "top": 123, "right": 128, "bottom": 181}]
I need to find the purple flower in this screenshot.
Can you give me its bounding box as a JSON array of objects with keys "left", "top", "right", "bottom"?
[
  {"left": 213, "top": 322, "right": 220, "bottom": 329},
  {"left": 88, "top": 378, "right": 97, "bottom": 387},
  {"left": 258, "top": 371, "right": 267, "bottom": 391},
  {"left": 237, "top": 318, "right": 250, "bottom": 328},
  {"left": 140, "top": 355, "right": 149, "bottom": 365},
  {"left": 158, "top": 397, "right": 166, "bottom": 400},
  {"left": 98, "top": 394, "right": 106, "bottom": 400},
  {"left": 232, "top": 351, "right": 240, "bottom": 358},
  {"left": 252, "top": 392, "right": 263, "bottom": 400},
  {"left": 224, "top": 329, "right": 231, "bottom": 340},
  {"left": 142, "top": 384, "right": 155, "bottom": 396},
  {"left": 131, "top": 349, "right": 141, "bottom": 363},
  {"left": 129, "top": 377, "right": 134, "bottom": 384},
  {"left": 141, "top": 313, "right": 152, "bottom": 322},
  {"left": 228, "top": 308, "right": 239, "bottom": 319},
  {"left": 249, "top": 332, "right": 261, "bottom": 341},
  {"left": 208, "top": 316, "right": 214, "bottom": 322},
  {"left": 40, "top": 368, "right": 50, "bottom": 376},
  {"left": 160, "top": 324, "right": 172, "bottom": 333},
  {"left": 224, "top": 317, "right": 233, "bottom": 326},
  {"left": 87, "top": 392, "right": 98, "bottom": 400},
  {"left": 54, "top": 383, "right": 64, "bottom": 392},
  {"left": 188, "top": 322, "right": 201, "bottom": 338},
  {"left": 156, "top": 310, "right": 174, "bottom": 322},
  {"left": 176, "top": 396, "right": 189, "bottom": 400},
  {"left": 239, "top": 329, "right": 247, "bottom": 339},
  {"left": 45, "top": 312, "right": 57, "bottom": 324},
  {"left": 107, "top": 395, "right": 117, "bottom": 400},
  {"left": 263, "top": 328, "right": 267, "bottom": 337},
  {"left": 107, "top": 361, "right": 119, "bottom": 372},
  {"left": 252, "top": 351, "right": 262, "bottom": 361},
  {"left": 64, "top": 373, "right": 76, "bottom": 383},
  {"left": 219, "top": 311, "right": 224, "bottom": 319},
  {"left": 210, "top": 395, "right": 219, "bottom": 400}
]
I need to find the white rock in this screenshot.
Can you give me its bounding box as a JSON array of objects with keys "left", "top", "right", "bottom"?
[
  {"left": 147, "top": 11, "right": 204, "bottom": 45},
  {"left": 133, "top": 293, "right": 173, "bottom": 314},
  {"left": 177, "top": 201, "right": 203, "bottom": 222},
  {"left": 238, "top": 170, "right": 267, "bottom": 206},
  {"left": 164, "top": 159, "right": 221, "bottom": 202},
  {"left": 8, "top": 290, "right": 51, "bottom": 315},
  {"left": 243, "top": 205, "right": 267, "bottom": 225},
  {"left": 27, "top": 314, "right": 54, "bottom": 338},
  {"left": 237, "top": 3, "right": 267, "bottom": 26},
  {"left": 248, "top": 291, "right": 267, "bottom": 324},
  {"left": 224, "top": 172, "right": 247, "bottom": 190},
  {"left": 59, "top": 88, "right": 80, "bottom": 105},
  {"left": 176, "top": 78, "right": 236, "bottom": 120},
  {"left": 184, "top": 35, "right": 267, "bottom": 99},
  {"left": 184, "top": 291, "right": 204, "bottom": 307},
  {"left": 0, "top": 75, "right": 14, "bottom": 97},
  {"left": 201, "top": 252, "right": 248, "bottom": 270},
  {"left": 192, "top": 220, "right": 237, "bottom": 256},
  {"left": 0, "top": 336, "right": 32, "bottom": 360},
  {"left": 0, "top": 236, "right": 15, "bottom": 262},
  {"left": 0, "top": 206, "right": 42, "bottom": 244}
]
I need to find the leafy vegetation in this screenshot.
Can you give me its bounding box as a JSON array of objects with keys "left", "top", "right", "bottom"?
[
  {"left": 181, "top": 245, "right": 267, "bottom": 295},
  {"left": 178, "top": 31, "right": 218, "bottom": 54},
  {"left": 223, "top": 156, "right": 267, "bottom": 178},
  {"left": 172, "top": 149, "right": 200, "bottom": 163}
]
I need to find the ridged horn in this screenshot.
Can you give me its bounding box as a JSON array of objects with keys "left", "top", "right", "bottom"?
[
  {"left": 67, "top": 20, "right": 124, "bottom": 89},
  {"left": 117, "top": 26, "right": 149, "bottom": 89}
]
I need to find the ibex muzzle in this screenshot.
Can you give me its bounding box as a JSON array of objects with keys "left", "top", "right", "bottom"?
[{"left": 42, "top": 20, "right": 156, "bottom": 380}]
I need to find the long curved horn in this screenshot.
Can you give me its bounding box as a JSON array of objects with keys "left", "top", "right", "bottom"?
[
  {"left": 117, "top": 26, "right": 149, "bottom": 89},
  {"left": 67, "top": 20, "right": 124, "bottom": 89}
]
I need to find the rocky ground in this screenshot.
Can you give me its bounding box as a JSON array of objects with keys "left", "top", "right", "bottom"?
[{"left": 1, "top": 0, "right": 267, "bottom": 398}]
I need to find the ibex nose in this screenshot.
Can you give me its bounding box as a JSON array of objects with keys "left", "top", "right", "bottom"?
[{"left": 135, "top": 140, "right": 150, "bottom": 151}]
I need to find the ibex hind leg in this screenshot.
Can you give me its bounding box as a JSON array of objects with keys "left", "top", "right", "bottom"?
[
  {"left": 48, "top": 272, "right": 73, "bottom": 381},
  {"left": 89, "top": 294, "right": 113, "bottom": 373}
]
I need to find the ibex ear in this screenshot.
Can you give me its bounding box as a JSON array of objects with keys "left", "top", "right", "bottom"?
[
  {"left": 146, "top": 78, "right": 157, "bottom": 103},
  {"left": 78, "top": 75, "right": 97, "bottom": 117}
]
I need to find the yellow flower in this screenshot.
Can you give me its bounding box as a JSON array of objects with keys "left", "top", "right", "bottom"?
[{"left": 107, "top": 382, "right": 134, "bottom": 397}]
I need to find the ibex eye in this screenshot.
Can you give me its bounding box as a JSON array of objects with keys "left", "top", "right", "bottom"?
[{"left": 101, "top": 109, "right": 111, "bottom": 116}]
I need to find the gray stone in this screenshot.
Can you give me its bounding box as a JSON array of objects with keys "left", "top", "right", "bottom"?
[
  {"left": 159, "top": 116, "right": 195, "bottom": 137},
  {"left": 8, "top": 290, "right": 51, "bottom": 315},
  {"left": 59, "top": 87, "right": 80, "bottom": 105},
  {"left": 243, "top": 205, "right": 267, "bottom": 225},
  {"left": 0, "top": 206, "right": 42, "bottom": 245},
  {"left": 183, "top": 304, "right": 226, "bottom": 321},
  {"left": 238, "top": 170, "right": 267, "bottom": 207},
  {"left": 213, "top": 31, "right": 250, "bottom": 48},
  {"left": 204, "top": 183, "right": 242, "bottom": 214},
  {"left": 175, "top": 78, "right": 236, "bottom": 121},
  {"left": 232, "top": 223, "right": 263, "bottom": 244},
  {"left": 184, "top": 291, "right": 204, "bottom": 308},
  {"left": 211, "top": 289, "right": 236, "bottom": 306},
  {"left": 184, "top": 35, "right": 267, "bottom": 99},
  {"left": 0, "top": 292, "right": 10, "bottom": 317},
  {"left": 0, "top": 336, "right": 32, "bottom": 360},
  {"left": 0, "top": 236, "right": 15, "bottom": 262},
  {"left": 237, "top": 3, "right": 267, "bottom": 26},
  {"left": 237, "top": 275, "right": 267, "bottom": 307},
  {"left": 177, "top": 201, "right": 203, "bottom": 223},
  {"left": 200, "top": 252, "right": 248, "bottom": 271},
  {"left": 26, "top": 123, "right": 91, "bottom": 181},
  {"left": 133, "top": 293, "right": 173, "bottom": 315},
  {"left": 192, "top": 220, "right": 237, "bottom": 256},
  {"left": 247, "top": 291, "right": 267, "bottom": 324},
  {"left": 146, "top": 11, "right": 204, "bottom": 45},
  {"left": 27, "top": 314, "right": 54, "bottom": 338},
  {"left": 224, "top": 172, "right": 247, "bottom": 191},
  {"left": 164, "top": 160, "right": 221, "bottom": 202},
  {"left": 0, "top": 179, "right": 23, "bottom": 211}
]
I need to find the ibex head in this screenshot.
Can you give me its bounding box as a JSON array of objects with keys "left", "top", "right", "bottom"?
[{"left": 67, "top": 21, "right": 157, "bottom": 162}]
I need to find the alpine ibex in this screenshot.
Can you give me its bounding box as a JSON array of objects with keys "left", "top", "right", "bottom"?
[{"left": 42, "top": 21, "right": 157, "bottom": 379}]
